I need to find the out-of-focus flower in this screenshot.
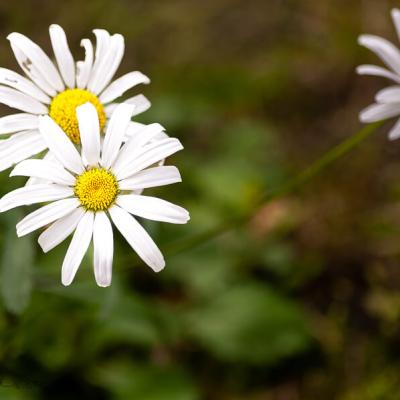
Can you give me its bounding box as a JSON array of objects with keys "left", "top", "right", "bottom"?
[
  {"left": 358, "top": 9, "right": 400, "bottom": 139},
  {"left": 0, "top": 25, "right": 157, "bottom": 171},
  {"left": 0, "top": 103, "right": 189, "bottom": 286}
]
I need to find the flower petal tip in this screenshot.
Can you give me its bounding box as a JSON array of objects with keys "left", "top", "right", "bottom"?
[
  {"left": 142, "top": 74, "right": 151, "bottom": 85},
  {"left": 359, "top": 114, "right": 370, "bottom": 124},
  {"left": 49, "top": 24, "right": 61, "bottom": 31},
  {"left": 6, "top": 32, "right": 17, "bottom": 42},
  {"left": 97, "top": 281, "right": 112, "bottom": 288},
  {"left": 37, "top": 238, "right": 50, "bottom": 254},
  {"left": 153, "top": 260, "right": 166, "bottom": 273},
  {"left": 61, "top": 277, "right": 73, "bottom": 287},
  {"left": 357, "top": 35, "right": 367, "bottom": 45},
  {"left": 388, "top": 128, "right": 400, "bottom": 140},
  {"left": 16, "top": 229, "right": 25, "bottom": 238},
  {"left": 392, "top": 8, "right": 400, "bottom": 17}
]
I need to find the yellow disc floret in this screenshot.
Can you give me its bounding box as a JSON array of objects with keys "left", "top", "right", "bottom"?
[
  {"left": 49, "top": 89, "right": 106, "bottom": 144},
  {"left": 74, "top": 168, "right": 119, "bottom": 211}
]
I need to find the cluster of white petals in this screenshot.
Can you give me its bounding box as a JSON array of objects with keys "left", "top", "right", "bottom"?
[
  {"left": 0, "top": 103, "right": 189, "bottom": 286},
  {"left": 0, "top": 25, "right": 153, "bottom": 171},
  {"left": 0, "top": 25, "right": 189, "bottom": 286},
  {"left": 358, "top": 9, "right": 400, "bottom": 140}
]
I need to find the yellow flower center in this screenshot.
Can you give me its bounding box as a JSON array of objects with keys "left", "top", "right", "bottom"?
[
  {"left": 74, "top": 168, "right": 119, "bottom": 211},
  {"left": 49, "top": 89, "right": 106, "bottom": 144}
]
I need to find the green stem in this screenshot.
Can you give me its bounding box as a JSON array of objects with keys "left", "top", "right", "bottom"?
[{"left": 163, "top": 121, "right": 384, "bottom": 256}]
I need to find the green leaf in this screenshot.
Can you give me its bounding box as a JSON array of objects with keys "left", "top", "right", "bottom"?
[
  {"left": 89, "top": 360, "right": 199, "bottom": 400},
  {"left": 185, "top": 283, "right": 312, "bottom": 365},
  {"left": 0, "top": 385, "right": 31, "bottom": 400},
  {"left": 164, "top": 244, "right": 235, "bottom": 299},
  {"left": 0, "top": 209, "right": 34, "bottom": 314},
  {"left": 41, "top": 280, "right": 165, "bottom": 348}
]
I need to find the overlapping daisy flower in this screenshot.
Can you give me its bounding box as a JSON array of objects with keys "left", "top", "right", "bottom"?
[
  {"left": 0, "top": 24, "right": 155, "bottom": 171},
  {"left": 357, "top": 8, "right": 400, "bottom": 140},
  {"left": 0, "top": 102, "right": 189, "bottom": 286}
]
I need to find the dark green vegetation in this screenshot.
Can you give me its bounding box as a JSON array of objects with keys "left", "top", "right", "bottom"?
[{"left": 1, "top": 1, "right": 400, "bottom": 399}]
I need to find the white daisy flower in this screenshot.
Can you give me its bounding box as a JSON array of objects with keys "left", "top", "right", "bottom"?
[
  {"left": 357, "top": 8, "right": 400, "bottom": 140},
  {"left": 0, "top": 24, "right": 154, "bottom": 171},
  {"left": 0, "top": 102, "right": 189, "bottom": 287}
]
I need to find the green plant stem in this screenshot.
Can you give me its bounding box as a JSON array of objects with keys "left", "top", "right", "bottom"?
[{"left": 163, "top": 121, "right": 384, "bottom": 256}]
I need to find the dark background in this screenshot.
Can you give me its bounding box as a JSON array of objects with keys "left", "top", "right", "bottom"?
[{"left": 1, "top": 1, "right": 400, "bottom": 399}]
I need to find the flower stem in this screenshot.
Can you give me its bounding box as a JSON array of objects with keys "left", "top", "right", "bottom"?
[{"left": 164, "top": 121, "right": 385, "bottom": 256}]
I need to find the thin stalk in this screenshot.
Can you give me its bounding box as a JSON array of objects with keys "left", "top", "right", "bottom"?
[{"left": 163, "top": 121, "right": 384, "bottom": 256}]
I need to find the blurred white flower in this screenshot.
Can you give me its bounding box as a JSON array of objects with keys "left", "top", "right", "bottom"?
[
  {"left": 0, "top": 25, "right": 156, "bottom": 171},
  {"left": 0, "top": 102, "right": 189, "bottom": 287},
  {"left": 358, "top": 8, "right": 400, "bottom": 139}
]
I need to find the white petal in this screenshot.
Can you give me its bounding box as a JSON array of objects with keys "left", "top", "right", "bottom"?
[
  {"left": 88, "top": 33, "right": 124, "bottom": 94},
  {"left": 61, "top": 212, "right": 94, "bottom": 286},
  {"left": 38, "top": 207, "right": 85, "bottom": 252},
  {"left": 375, "top": 85, "right": 400, "bottom": 103},
  {"left": 392, "top": 9, "right": 400, "bottom": 41},
  {"left": 114, "top": 138, "right": 183, "bottom": 180},
  {"left": 0, "top": 67, "right": 50, "bottom": 103},
  {"left": 119, "top": 166, "right": 181, "bottom": 190},
  {"left": 10, "top": 159, "right": 75, "bottom": 185},
  {"left": 0, "top": 184, "right": 73, "bottom": 212},
  {"left": 7, "top": 32, "right": 64, "bottom": 92},
  {"left": 358, "top": 34, "right": 400, "bottom": 76},
  {"left": 99, "top": 71, "right": 150, "bottom": 104},
  {"left": 0, "top": 130, "right": 46, "bottom": 172},
  {"left": 0, "top": 113, "right": 38, "bottom": 135},
  {"left": 92, "top": 29, "right": 111, "bottom": 70},
  {"left": 113, "top": 123, "right": 166, "bottom": 171},
  {"left": 101, "top": 103, "right": 134, "bottom": 168},
  {"left": 0, "top": 129, "right": 43, "bottom": 154},
  {"left": 359, "top": 102, "right": 400, "bottom": 122},
  {"left": 356, "top": 65, "right": 400, "bottom": 83},
  {"left": 8, "top": 41, "right": 57, "bottom": 97},
  {"left": 39, "top": 116, "right": 84, "bottom": 174},
  {"left": 76, "top": 39, "right": 94, "bottom": 89},
  {"left": 388, "top": 118, "right": 400, "bottom": 140},
  {"left": 105, "top": 94, "right": 151, "bottom": 118},
  {"left": 16, "top": 198, "right": 79, "bottom": 237},
  {"left": 84, "top": 30, "right": 110, "bottom": 90},
  {"left": 77, "top": 103, "right": 100, "bottom": 167},
  {"left": 117, "top": 194, "right": 189, "bottom": 224},
  {"left": 93, "top": 211, "right": 113, "bottom": 287},
  {"left": 124, "top": 121, "right": 146, "bottom": 140},
  {"left": 0, "top": 129, "right": 34, "bottom": 151},
  {"left": 25, "top": 150, "right": 58, "bottom": 186},
  {"left": 122, "top": 121, "right": 168, "bottom": 144},
  {"left": 0, "top": 86, "right": 48, "bottom": 114},
  {"left": 124, "top": 94, "right": 151, "bottom": 116},
  {"left": 49, "top": 24, "right": 75, "bottom": 88},
  {"left": 124, "top": 122, "right": 169, "bottom": 145},
  {"left": 109, "top": 205, "right": 165, "bottom": 272}
]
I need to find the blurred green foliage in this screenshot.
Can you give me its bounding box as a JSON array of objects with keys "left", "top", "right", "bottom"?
[
  {"left": 0, "top": 0, "right": 400, "bottom": 399},
  {"left": 1, "top": 210, "right": 34, "bottom": 314}
]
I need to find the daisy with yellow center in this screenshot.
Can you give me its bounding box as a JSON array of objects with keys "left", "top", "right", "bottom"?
[
  {"left": 0, "top": 103, "right": 189, "bottom": 287},
  {"left": 0, "top": 24, "right": 155, "bottom": 171}
]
